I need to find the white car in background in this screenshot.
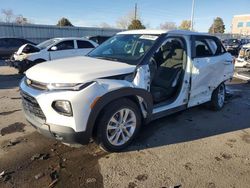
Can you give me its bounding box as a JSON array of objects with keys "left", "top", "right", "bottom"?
[
  {"left": 9, "top": 37, "right": 98, "bottom": 73},
  {"left": 20, "top": 30, "right": 234, "bottom": 152},
  {"left": 235, "top": 43, "right": 250, "bottom": 68}
]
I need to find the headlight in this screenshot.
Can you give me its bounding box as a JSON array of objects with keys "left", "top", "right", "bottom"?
[
  {"left": 52, "top": 100, "right": 73, "bottom": 116},
  {"left": 47, "top": 81, "right": 95, "bottom": 91}
]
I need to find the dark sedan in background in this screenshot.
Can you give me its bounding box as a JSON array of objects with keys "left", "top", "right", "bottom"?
[
  {"left": 223, "top": 39, "right": 242, "bottom": 56},
  {"left": 0, "top": 38, "right": 35, "bottom": 59}
]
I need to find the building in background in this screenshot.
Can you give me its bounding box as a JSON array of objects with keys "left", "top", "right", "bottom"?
[{"left": 232, "top": 14, "right": 250, "bottom": 35}]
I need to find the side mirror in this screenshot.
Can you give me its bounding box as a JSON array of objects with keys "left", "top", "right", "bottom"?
[{"left": 50, "top": 46, "right": 58, "bottom": 51}]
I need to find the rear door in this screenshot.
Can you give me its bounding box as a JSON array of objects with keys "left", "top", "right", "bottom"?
[
  {"left": 188, "top": 36, "right": 233, "bottom": 107},
  {"left": 49, "top": 40, "right": 76, "bottom": 60},
  {"left": 76, "top": 40, "right": 96, "bottom": 55}
]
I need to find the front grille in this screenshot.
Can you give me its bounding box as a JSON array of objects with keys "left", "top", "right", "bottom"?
[{"left": 20, "top": 90, "right": 46, "bottom": 120}]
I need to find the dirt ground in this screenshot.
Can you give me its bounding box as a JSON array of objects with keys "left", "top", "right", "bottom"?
[{"left": 0, "top": 62, "right": 250, "bottom": 188}]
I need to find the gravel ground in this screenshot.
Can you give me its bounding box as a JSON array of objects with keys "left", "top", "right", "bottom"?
[{"left": 0, "top": 65, "right": 250, "bottom": 188}]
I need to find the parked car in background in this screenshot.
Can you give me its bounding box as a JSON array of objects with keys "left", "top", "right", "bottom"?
[
  {"left": 224, "top": 39, "right": 242, "bottom": 56},
  {"left": 235, "top": 43, "right": 250, "bottom": 67},
  {"left": 20, "top": 30, "right": 234, "bottom": 152},
  {"left": 0, "top": 38, "right": 36, "bottom": 59},
  {"left": 8, "top": 37, "right": 98, "bottom": 73},
  {"left": 240, "top": 38, "right": 250, "bottom": 45},
  {"left": 88, "top": 35, "right": 111, "bottom": 44}
]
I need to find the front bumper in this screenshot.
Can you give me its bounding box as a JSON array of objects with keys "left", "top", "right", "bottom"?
[
  {"left": 19, "top": 79, "right": 105, "bottom": 145},
  {"left": 6, "top": 59, "right": 33, "bottom": 73},
  {"left": 23, "top": 103, "right": 91, "bottom": 144}
]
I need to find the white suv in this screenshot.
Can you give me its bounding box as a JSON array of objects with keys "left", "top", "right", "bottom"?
[
  {"left": 10, "top": 37, "right": 98, "bottom": 73},
  {"left": 20, "top": 30, "right": 234, "bottom": 152}
]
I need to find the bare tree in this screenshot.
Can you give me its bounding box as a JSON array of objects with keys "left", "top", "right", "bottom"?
[
  {"left": 160, "top": 22, "right": 177, "bottom": 30},
  {"left": 15, "top": 15, "right": 29, "bottom": 24},
  {"left": 1, "top": 9, "right": 14, "bottom": 23},
  {"left": 99, "top": 22, "right": 112, "bottom": 28},
  {"left": 116, "top": 10, "right": 140, "bottom": 29}
]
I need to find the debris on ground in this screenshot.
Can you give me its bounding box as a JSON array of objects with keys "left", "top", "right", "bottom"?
[
  {"left": 86, "top": 177, "right": 97, "bottom": 184},
  {"left": 173, "top": 185, "right": 182, "bottom": 188},
  {"left": 135, "top": 174, "right": 148, "bottom": 181},
  {"left": 221, "top": 153, "right": 232, "bottom": 160},
  {"left": 34, "top": 172, "right": 44, "bottom": 180},
  {"left": 184, "top": 162, "right": 192, "bottom": 171},
  {"left": 0, "top": 122, "right": 26, "bottom": 136},
  {"left": 31, "top": 153, "right": 49, "bottom": 161},
  {"left": 128, "top": 182, "right": 137, "bottom": 188},
  {"left": 2, "top": 139, "right": 21, "bottom": 148},
  {"left": 0, "top": 171, "right": 14, "bottom": 183},
  {"left": 49, "top": 170, "right": 59, "bottom": 188},
  {"left": 215, "top": 156, "right": 222, "bottom": 161}
]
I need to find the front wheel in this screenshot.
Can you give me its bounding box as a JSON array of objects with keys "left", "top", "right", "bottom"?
[
  {"left": 96, "top": 98, "right": 141, "bottom": 152},
  {"left": 210, "top": 83, "right": 226, "bottom": 111}
]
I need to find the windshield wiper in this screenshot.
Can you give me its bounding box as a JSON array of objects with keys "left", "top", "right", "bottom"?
[{"left": 95, "top": 56, "right": 119, "bottom": 61}]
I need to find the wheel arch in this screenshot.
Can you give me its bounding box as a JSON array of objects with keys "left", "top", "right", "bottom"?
[
  {"left": 34, "top": 58, "right": 46, "bottom": 63},
  {"left": 86, "top": 87, "right": 153, "bottom": 137}
]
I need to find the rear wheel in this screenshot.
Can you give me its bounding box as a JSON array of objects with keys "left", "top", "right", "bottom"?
[
  {"left": 96, "top": 98, "right": 141, "bottom": 152},
  {"left": 210, "top": 83, "right": 225, "bottom": 111}
]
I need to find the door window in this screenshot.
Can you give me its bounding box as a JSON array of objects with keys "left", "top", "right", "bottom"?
[
  {"left": 150, "top": 37, "right": 186, "bottom": 68},
  {"left": 194, "top": 37, "right": 226, "bottom": 58},
  {"left": 77, "top": 40, "right": 94, "bottom": 48},
  {"left": 54, "top": 40, "right": 74, "bottom": 50},
  {"left": 194, "top": 40, "right": 213, "bottom": 57}
]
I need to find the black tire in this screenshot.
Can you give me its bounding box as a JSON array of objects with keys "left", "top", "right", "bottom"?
[
  {"left": 96, "top": 98, "right": 141, "bottom": 152},
  {"left": 209, "top": 83, "right": 226, "bottom": 111}
]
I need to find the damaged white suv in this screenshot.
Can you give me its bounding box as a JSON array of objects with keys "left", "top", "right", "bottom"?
[{"left": 20, "top": 30, "right": 234, "bottom": 152}]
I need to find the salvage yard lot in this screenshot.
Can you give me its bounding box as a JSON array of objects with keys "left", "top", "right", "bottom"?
[{"left": 0, "top": 64, "right": 250, "bottom": 188}]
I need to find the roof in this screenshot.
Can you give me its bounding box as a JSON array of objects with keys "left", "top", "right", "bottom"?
[
  {"left": 53, "top": 37, "right": 89, "bottom": 40},
  {"left": 117, "top": 29, "right": 167, "bottom": 35},
  {"left": 117, "top": 29, "right": 210, "bottom": 36}
]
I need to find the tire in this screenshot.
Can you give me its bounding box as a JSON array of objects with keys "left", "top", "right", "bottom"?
[
  {"left": 96, "top": 98, "right": 141, "bottom": 152},
  {"left": 210, "top": 83, "right": 226, "bottom": 111}
]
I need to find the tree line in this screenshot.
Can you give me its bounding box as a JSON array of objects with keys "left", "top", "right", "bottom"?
[{"left": 0, "top": 8, "right": 225, "bottom": 33}]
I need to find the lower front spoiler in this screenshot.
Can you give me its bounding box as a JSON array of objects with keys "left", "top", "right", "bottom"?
[{"left": 25, "top": 112, "right": 91, "bottom": 145}]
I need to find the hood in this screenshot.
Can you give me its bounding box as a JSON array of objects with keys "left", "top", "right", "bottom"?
[
  {"left": 16, "top": 43, "right": 40, "bottom": 55},
  {"left": 26, "top": 56, "right": 136, "bottom": 83},
  {"left": 14, "top": 44, "right": 40, "bottom": 61}
]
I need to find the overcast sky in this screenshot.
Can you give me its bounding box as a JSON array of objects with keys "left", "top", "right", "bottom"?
[{"left": 1, "top": 0, "right": 250, "bottom": 32}]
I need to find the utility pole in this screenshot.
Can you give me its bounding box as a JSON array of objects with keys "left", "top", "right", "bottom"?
[
  {"left": 190, "top": 0, "right": 195, "bottom": 31},
  {"left": 134, "top": 3, "right": 137, "bottom": 20}
]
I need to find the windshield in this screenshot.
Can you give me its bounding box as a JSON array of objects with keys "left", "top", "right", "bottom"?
[
  {"left": 88, "top": 34, "right": 159, "bottom": 65},
  {"left": 36, "top": 39, "right": 60, "bottom": 49}
]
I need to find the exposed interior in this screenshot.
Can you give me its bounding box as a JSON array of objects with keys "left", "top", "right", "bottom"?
[{"left": 150, "top": 37, "right": 187, "bottom": 104}]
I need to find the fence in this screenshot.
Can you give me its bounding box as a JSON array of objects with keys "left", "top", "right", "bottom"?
[
  {"left": 213, "top": 33, "right": 250, "bottom": 40},
  {"left": 0, "top": 22, "right": 123, "bottom": 43}
]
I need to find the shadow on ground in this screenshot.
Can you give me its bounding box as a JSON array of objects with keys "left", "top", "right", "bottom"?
[
  {"left": 0, "top": 74, "right": 23, "bottom": 89},
  {"left": 127, "top": 82, "right": 250, "bottom": 151}
]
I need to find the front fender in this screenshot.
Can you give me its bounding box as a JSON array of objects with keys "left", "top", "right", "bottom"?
[{"left": 86, "top": 87, "right": 153, "bottom": 136}]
